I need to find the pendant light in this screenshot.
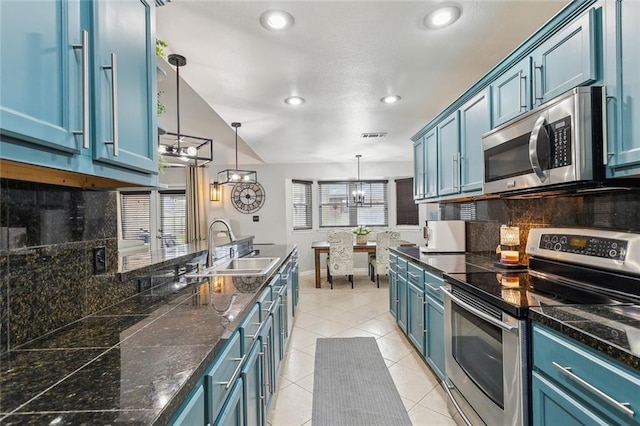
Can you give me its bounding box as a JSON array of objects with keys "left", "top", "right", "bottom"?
[
  {"left": 352, "top": 154, "right": 366, "bottom": 206},
  {"left": 217, "top": 122, "right": 257, "bottom": 184},
  {"left": 158, "top": 54, "right": 213, "bottom": 167}
]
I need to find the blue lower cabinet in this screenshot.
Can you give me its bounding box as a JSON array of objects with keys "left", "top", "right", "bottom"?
[
  {"left": 424, "top": 294, "right": 445, "bottom": 380},
  {"left": 259, "top": 315, "right": 276, "bottom": 412},
  {"left": 206, "top": 332, "right": 243, "bottom": 424},
  {"left": 397, "top": 274, "right": 408, "bottom": 333},
  {"left": 169, "top": 382, "right": 206, "bottom": 426},
  {"left": 389, "top": 269, "right": 398, "bottom": 319},
  {"left": 214, "top": 378, "right": 245, "bottom": 426},
  {"left": 407, "top": 281, "right": 425, "bottom": 354},
  {"left": 532, "top": 372, "right": 611, "bottom": 426},
  {"left": 241, "top": 342, "right": 264, "bottom": 426}
]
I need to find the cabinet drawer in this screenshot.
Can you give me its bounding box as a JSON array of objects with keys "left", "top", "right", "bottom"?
[
  {"left": 205, "top": 331, "right": 243, "bottom": 421},
  {"left": 407, "top": 262, "right": 424, "bottom": 287},
  {"left": 533, "top": 325, "right": 640, "bottom": 423},
  {"left": 423, "top": 270, "right": 444, "bottom": 303},
  {"left": 257, "top": 286, "right": 274, "bottom": 320},
  {"left": 389, "top": 253, "right": 398, "bottom": 269},
  {"left": 396, "top": 257, "right": 408, "bottom": 277},
  {"left": 239, "top": 303, "right": 261, "bottom": 354}
]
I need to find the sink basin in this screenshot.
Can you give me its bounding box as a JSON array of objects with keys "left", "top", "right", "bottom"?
[{"left": 187, "top": 257, "right": 281, "bottom": 277}]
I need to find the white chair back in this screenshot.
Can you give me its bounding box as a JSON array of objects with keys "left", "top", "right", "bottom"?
[
  {"left": 374, "top": 230, "right": 401, "bottom": 275},
  {"left": 328, "top": 231, "right": 354, "bottom": 276}
]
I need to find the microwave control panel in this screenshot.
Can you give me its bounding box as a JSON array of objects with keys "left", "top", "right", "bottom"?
[
  {"left": 547, "top": 116, "right": 572, "bottom": 169},
  {"left": 538, "top": 233, "right": 627, "bottom": 261}
]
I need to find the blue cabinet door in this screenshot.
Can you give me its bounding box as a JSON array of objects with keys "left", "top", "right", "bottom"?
[
  {"left": 214, "top": 378, "right": 245, "bottom": 426},
  {"left": 424, "top": 128, "right": 438, "bottom": 199},
  {"left": 170, "top": 382, "right": 206, "bottom": 426},
  {"left": 407, "top": 281, "right": 425, "bottom": 354},
  {"left": 259, "top": 315, "right": 276, "bottom": 413},
  {"left": 397, "top": 274, "right": 408, "bottom": 333},
  {"left": 459, "top": 88, "right": 490, "bottom": 193},
  {"left": 241, "top": 342, "right": 264, "bottom": 426},
  {"left": 89, "top": 0, "right": 157, "bottom": 174},
  {"left": 413, "top": 137, "right": 425, "bottom": 199},
  {"left": 491, "top": 57, "right": 531, "bottom": 127},
  {"left": 0, "top": 0, "right": 82, "bottom": 153},
  {"left": 532, "top": 7, "right": 598, "bottom": 107},
  {"left": 532, "top": 372, "right": 611, "bottom": 426},
  {"left": 424, "top": 294, "right": 445, "bottom": 380},
  {"left": 604, "top": 0, "right": 640, "bottom": 177},
  {"left": 437, "top": 112, "right": 460, "bottom": 196},
  {"left": 389, "top": 269, "right": 398, "bottom": 319}
]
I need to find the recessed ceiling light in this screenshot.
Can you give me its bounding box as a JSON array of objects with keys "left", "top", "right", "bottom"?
[
  {"left": 285, "top": 96, "right": 305, "bottom": 105},
  {"left": 260, "top": 10, "right": 294, "bottom": 31},
  {"left": 380, "top": 95, "right": 401, "bottom": 104},
  {"left": 424, "top": 4, "right": 461, "bottom": 29}
]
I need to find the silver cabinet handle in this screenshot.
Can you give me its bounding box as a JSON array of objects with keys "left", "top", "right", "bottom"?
[
  {"left": 248, "top": 321, "right": 264, "bottom": 339},
  {"left": 441, "top": 287, "right": 518, "bottom": 334},
  {"left": 604, "top": 93, "right": 614, "bottom": 165},
  {"left": 102, "top": 53, "right": 119, "bottom": 156},
  {"left": 72, "top": 30, "right": 89, "bottom": 149},
  {"left": 552, "top": 361, "right": 634, "bottom": 417},
  {"left": 519, "top": 71, "right": 527, "bottom": 111},
  {"left": 533, "top": 61, "right": 544, "bottom": 102},
  {"left": 219, "top": 354, "right": 246, "bottom": 390},
  {"left": 425, "top": 282, "right": 440, "bottom": 293},
  {"left": 262, "top": 300, "right": 275, "bottom": 314},
  {"left": 529, "top": 114, "right": 548, "bottom": 183}
]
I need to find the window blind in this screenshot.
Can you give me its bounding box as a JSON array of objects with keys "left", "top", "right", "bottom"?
[
  {"left": 159, "top": 191, "right": 186, "bottom": 246},
  {"left": 292, "top": 180, "right": 312, "bottom": 230},
  {"left": 318, "top": 180, "right": 388, "bottom": 227},
  {"left": 120, "top": 192, "right": 151, "bottom": 243},
  {"left": 395, "top": 178, "right": 419, "bottom": 225}
]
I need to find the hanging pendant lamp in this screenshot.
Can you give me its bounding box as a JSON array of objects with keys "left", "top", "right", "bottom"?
[
  {"left": 352, "top": 154, "right": 366, "bottom": 206},
  {"left": 217, "top": 122, "right": 257, "bottom": 184},
  {"left": 158, "top": 54, "right": 213, "bottom": 167}
]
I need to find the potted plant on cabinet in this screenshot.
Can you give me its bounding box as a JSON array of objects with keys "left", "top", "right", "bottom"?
[{"left": 353, "top": 225, "right": 372, "bottom": 245}]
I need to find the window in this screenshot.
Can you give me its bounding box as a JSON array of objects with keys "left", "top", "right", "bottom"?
[
  {"left": 318, "top": 180, "right": 388, "bottom": 228},
  {"left": 395, "top": 178, "right": 419, "bottom": 225},
  {"left": 120, "top": 189, "right": 186, "bottom": 249},
  {"left": 292, "top": 180, "right": 312, "bottom": 230}
]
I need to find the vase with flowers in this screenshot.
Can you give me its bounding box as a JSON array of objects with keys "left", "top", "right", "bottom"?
[{"left": 352, "top": 225, "right": 372, "bottom": 245}]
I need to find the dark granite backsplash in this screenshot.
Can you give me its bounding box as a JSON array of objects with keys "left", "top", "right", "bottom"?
[
  {"left": 1, "top": 178, "right": 121, "bottom": 352},
  {"left": 439, "top": 188, "right": 640, "bottom": 263}
]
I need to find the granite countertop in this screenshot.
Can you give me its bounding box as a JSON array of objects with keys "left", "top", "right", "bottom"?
[
  {"left": 391, "top": 246, "right": 510, "bottom": 275},
  {"left": 0, "top": 244, "right": 296, "bottom": 425},
  {"left": 530, "top": 305, "right": 640, "bottom": 372}
]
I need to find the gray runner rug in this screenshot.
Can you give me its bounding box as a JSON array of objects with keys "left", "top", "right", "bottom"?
[{"left": 312, "top": 337, "right": 413, "bottom": 426}]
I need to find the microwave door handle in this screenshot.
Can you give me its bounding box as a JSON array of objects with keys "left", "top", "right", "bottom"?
[{"left": 529, "top": 114, "right": 548, "bottom": 183}]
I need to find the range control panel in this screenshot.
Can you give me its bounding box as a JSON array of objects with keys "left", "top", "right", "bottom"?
[{"left": 538, "top": 233, "right": 627, "bottom": 261}]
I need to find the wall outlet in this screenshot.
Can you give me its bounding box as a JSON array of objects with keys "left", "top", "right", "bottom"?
[
  {"left": 137, "top": 276, "right": 152, "bottom": 292},
  {"left": 253, "top": 215, "right": 259, "bottom": 222},
  {"left": 93, "top": 246, "right": 106, "bottom": 274}
]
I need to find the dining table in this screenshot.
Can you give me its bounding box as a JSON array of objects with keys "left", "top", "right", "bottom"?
[{"left": 311, "top": 239, "right": 415, "bottom": 288}]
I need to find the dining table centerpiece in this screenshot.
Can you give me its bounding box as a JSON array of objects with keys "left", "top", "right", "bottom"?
[{"left": 352, "top": 225, "right": 372, "bottom": 245}]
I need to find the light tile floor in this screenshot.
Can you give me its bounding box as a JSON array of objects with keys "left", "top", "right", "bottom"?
[{"left": 266, "top": 273, "right": 456, "bottom": 426}]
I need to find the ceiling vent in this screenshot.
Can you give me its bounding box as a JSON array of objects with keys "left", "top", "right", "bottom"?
[{"left": 360, "top": 132, "right": 388, "bottom": 139}]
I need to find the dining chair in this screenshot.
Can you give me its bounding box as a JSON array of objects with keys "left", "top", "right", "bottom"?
[
  {"left": 368, "top": 230, "right": 400, "bottom": 287},
  {"left": 327, "top": 230, "right": 354, "bottom": 289}
]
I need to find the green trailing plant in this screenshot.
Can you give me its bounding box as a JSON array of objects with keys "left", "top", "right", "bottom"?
[
  {"left": 157, "top": 90, "right": 165, "bottom": 116},
  {"left": 156, "top": 39, "right": 168, "bottom": 58}
]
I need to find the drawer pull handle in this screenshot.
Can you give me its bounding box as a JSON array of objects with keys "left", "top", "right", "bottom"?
[
  {"left": 552, "top": 361, "right": 634, "bottom": 417},
  {"left": 219, "top": 354, "right": 246, "bottom": 390},
  {"left": 425, "top": 282, "right": 441, "bottom": 293},
  {"left": 102, "top": 53, "right": 119, "bottom": 156},
  {"left": 71, "top": 30, "right": 89, "bottom": 148},
  {"left": 407, "top": 272, "right": 418, "bottom": 279},
  {"left": 249, "top": 321, "right": 264, "bottom": 339},
  {"left": 262, "top": 300, "right": 275, "bottom": 313}
]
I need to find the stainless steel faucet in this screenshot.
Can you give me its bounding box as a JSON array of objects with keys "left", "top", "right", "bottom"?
[{"left": 208, "top": 219, "right": 236, "bottom": 265}]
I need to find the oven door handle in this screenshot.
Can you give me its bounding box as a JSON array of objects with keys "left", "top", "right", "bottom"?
[
  {"left": 529, "top": 114, "right": 548, "bottom": 183},
  {"left": 441, "top": 287, "right": 518, "bottom": 334}
]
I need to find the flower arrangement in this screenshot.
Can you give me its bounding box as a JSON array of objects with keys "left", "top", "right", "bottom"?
[{"left": 352, "top": 225, "right": 372, "bottom": 236}]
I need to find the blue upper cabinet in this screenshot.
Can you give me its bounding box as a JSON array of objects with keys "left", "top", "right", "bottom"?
[
  {"left": 437, "top": 111, "right": 460, "bottom": 197},
  {"left": 413, "top": 137, "right": 425, "bottom": 200},
  {"left": 604, "top": 0, "right": 640, "bottom": 177},
  {"left": 531, "top": 7, "right": 598, "bottom": 107},
  {"left": 491, "top": 57, "right": 531, "bottom": 127},
  {"left": 459, "top": 88, "right": 490, "bottom": 193},
  {"left": 0, "top": 0, "right": 82, "bottom": 153},
  {"left": 424, "top": 128, "right": 438, "bottom": 199},
  {"left": 88, "top": 0, "right": 157, "bottom": 175}
]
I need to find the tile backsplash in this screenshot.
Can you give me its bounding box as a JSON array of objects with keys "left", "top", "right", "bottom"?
[
  {"left": 1, "top": 179, "right": 118, "bottom": 352},
  {"left": 439, "top": 188, "right": 640, "bottom": 263}
]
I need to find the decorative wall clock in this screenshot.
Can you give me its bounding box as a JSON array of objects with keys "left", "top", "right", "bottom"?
[{"left": 231, "top": 182, "right": 265, "bottom": 213}]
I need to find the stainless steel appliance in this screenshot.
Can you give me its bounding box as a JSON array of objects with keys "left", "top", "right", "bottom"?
[
  {"left": 442, "top": 227, "right": 640, "bottom": 426},
  {"left": 420, "top": 220, "right": 466, "bottom": 253},
  {"left": 482, "top": 86, "right": 603, "bottom": 195}
]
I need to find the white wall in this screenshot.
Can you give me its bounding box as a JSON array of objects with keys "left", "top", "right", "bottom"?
[{"left": 160, "top": 161, "right": 425, "bottom": 274}]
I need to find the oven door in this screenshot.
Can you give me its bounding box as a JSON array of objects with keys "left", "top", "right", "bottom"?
[{"left": 442, "top": 283, "right": 527, "bottom": 426}]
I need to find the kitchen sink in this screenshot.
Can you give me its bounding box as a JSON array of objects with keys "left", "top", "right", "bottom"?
[{"left": 187, "top": 257, "right": 281, "bottom": 277}]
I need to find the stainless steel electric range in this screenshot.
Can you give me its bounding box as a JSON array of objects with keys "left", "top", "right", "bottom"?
[{"left": 442, "top": 228, "right": 640, "bottom": 426}]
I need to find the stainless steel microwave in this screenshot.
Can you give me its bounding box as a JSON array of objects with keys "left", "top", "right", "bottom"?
[{"left": 482, "top": 86, "right": 604, "bottom": 195}]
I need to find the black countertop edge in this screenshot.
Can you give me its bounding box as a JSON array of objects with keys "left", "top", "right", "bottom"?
[
  {"left": 529, "top": 308, "right": 640, "bottom": 372},
  {"left": 390, "top": 246, "right": 504, "bottom": 277}
]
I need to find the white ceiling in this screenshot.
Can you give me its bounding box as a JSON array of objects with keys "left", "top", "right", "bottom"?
[{"left": 156, "top": 0, "right": 569, "bottom": 166}]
